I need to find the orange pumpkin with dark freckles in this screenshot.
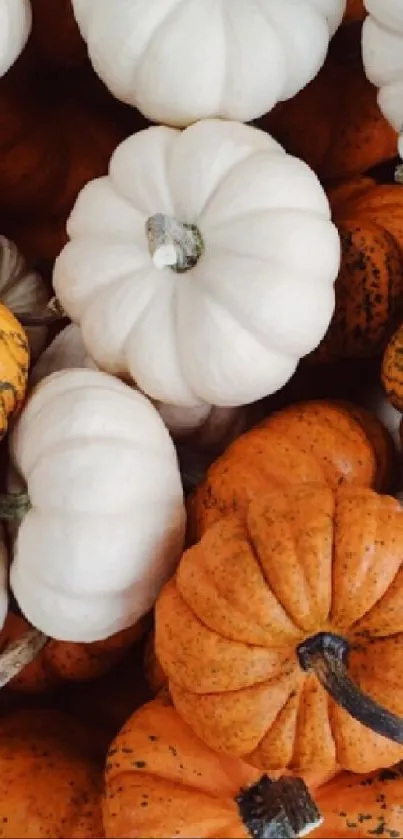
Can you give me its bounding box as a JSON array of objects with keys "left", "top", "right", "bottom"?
[
  {"left": 0, "top": 611, "right": 147, "bottom": 692},
  {"left": 0, "top": 709, "right": 104, "bottom": 838},
  {"left": 187, "top": 399, "right": 395, "bottom": 543},
  {"left": 156, "top": 483, "right": 403, "bottom": 775},
  {"left": 382, "top": 323, "right": 403, "bottom": 413},
  {"left": 311, "top": 178, "right": 403, "bottom": 362},
  {"left": 259, "top": 24, "right": 397, "bottom": 182}
]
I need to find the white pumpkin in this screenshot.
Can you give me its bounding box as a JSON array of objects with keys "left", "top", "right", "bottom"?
[
  {"left": 71, "top": 0, "right": 346, "bottom": 126},
  {"left": 31, "top": 323, "right": 260, "bottom": 451},
  {"left": 8, "top": 368, "right": 185, "bottom": 643},
  {"left": 362, "top": 0, "right": 403, "bottom": 136},
  {"left": 53, "top": 120, "right": 340, "bottom": 409},
  {"left": 0, "top": 0, "right": 31, "bottom": 77},
  {"left": 0, "top": 236, "right": 50, "bottom": 361}
]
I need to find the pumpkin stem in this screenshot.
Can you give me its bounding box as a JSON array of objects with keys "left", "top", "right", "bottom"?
[
  {"left": 236, "top": 775, "right": 322, "bottom": 838},
  {"left": 0, "top": 627, "right": 48, "bottom": 688},
  {"left": 145, "top": 213, "right": 204, "bottom": 273},
  {"left": 0, "top": 493, "right": 31, "bottom": 521},
  {"left": 17, "top": 296, "right": 67, "bottom": 327},
  {"left": 297, "top": 632, "right": 403, "bottom": 744}
]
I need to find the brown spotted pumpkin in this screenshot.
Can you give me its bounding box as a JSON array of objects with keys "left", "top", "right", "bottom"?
[
  {"left": 0, "top": 611, "right": 147, "bottom": 693},
  {"left": 156, "top": 483, "right": 403, "bottom": 775},
  {"left": 382, "top": 323, "right": 403, "bottom": 413},
  {"left": 0, "top": 709, "right": 104, "bottom": 838},
  {"left": 103, "top": 694, "right": 325, "bottom": 839},
  {"left": 187, "top": 399, "right": 395, "bottom": 543},
  {"left": 259, "top": 24, "right": 397, "bottom": 182},
  {"left": 311, "top": 178, "right": 403, "bottom": 362}
]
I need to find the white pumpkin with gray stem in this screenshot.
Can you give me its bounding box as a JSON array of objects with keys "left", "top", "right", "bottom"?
[
  {"left": 53, "top": 119, "right": 340, "bottom": 409},
  {"left": 71, "top": 0, "right": 346, "bottom": 126},
  {"left": 5, "top": 368, "right": 185, "bottom": 644}
]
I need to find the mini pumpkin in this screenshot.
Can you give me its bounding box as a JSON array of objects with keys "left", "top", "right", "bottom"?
[
  {"left": 0, "top": 236, "right": 50, "bottom": 360},
  {"left": 187, "top": 399, "right": 394, "bottom": 542},
  {"left": 53, "top": 119, "right": 340, "bottom": 409},
  {"left": 103, "top": 695, "right": 323, "bottom": 839},
  {"left": 0, "top": 708, "right": 103, "bottom": 838},
  {"left": 0, "top": 611, "right": 147, "bottom": 693},
  {"left": 71, "top": 0, "right": 345, "bottom": 127},
  {"left": 5, "top": 368, "right": 185, "bottom": 643},
  {"left": 362, "top": 0, "right": 403, "bottom": 134},
  {"left": 0, "top": 0, "right": 31, "bottom": 77},
  {"left": 156, "top": 483, "right": 403, "bottom": 775},
  {"left": 260, "top": 23, "right": 397, "bottom": 182},
  {"left": 0, "top": 302, "right": 29, "bottom": 441},
  {"left": 311, "top": 177, "right": 403, "bottom": 362},
  {"left": 382, "top": 322, "right": 403, "bottom": 413}
]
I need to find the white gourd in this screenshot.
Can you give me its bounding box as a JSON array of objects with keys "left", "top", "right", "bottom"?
[
  {"left": 0, "top": 0, "right": 31, "bottom": 77},
  {"left": 0, "top": 237, "right": 50, "bottom": 360},
  {"left": 8, "top": 368, "right": 186, "bottom": 643},
  {"left": 71, "top": 0, "right": 346, "bottom": 126},
  {"left": 53, "top": 119, "right": 340, "bottom": 409},
  {"left": 362, "top": 0, "right": 403, "bottom": 136},
  {"left": 31, "top": 324, "right": 254, "bottom": 449}
]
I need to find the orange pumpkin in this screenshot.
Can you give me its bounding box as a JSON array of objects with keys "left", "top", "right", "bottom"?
[
  {"left": 311, "top": 178, "right": 403, "bottom": 362},
  {"left": 103, "top": 695, "right": 324, "bottom": 839},
  {"left": 187, "top": 399, "right": 395, "bottom": 542},
  {"left": 259, "top": 24, "right": 397, "bottom": 182},
  {"left": 382, "top": 323, "right": 403, "bottom": 413},
  {"left": 0, "top": 611, "right": 147, "bottom": 693},
  {"left": 156, "top": 483, "right": 403, "bottom": 775},
  {"left": 0, "top": 709, "right": 103, "bottom": 838}
]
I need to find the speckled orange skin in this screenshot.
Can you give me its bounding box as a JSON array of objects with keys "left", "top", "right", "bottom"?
[
  {"left": 0, "top": 303, "right": 29, "bottom": 438},
  {"left": 314, "top": 763, "right": 403, "bottom": 838},
  {"left": 0, "top": 709, "right": 104, "bottom": 838},
  {"left": 260, "top": 25, "right": 397, "bottom": 183},
  {"left": 313, "top": 179, "right": 403, "bottom": 362},
  {"left": 103, "top": 695, "right": 333, "bottom": 839},
  {"left": 0, "top": 612, "right": 147, "bottom": 692},
  {"left": 382, "top": 324, "right": 403, "bottom": 413},
  {"left": 187, "top": 400, "right": 389, "bottom": 543},
  {"left": 157, "top": 484, "right": 403, "bottom": 775}
]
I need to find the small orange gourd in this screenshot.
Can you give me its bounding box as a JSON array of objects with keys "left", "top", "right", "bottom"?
[
  {"left": 312, "top": 178, "right": 403, "bottom": 362},
  {"left": 187, "top": 399, "right": 395, "bottom": 542},
  {"left": 156, "top": 483, "right": 403, "bottom": 775},
  {"left": 382, "top": 323, "right": 403, "bottom": 413},
  {"left": 0, "top": 611, "right": 147, "bottom": 693},
  {"left": 0, "top": 709, "right": 103, "bottom": 838},
  {"left": 103, "top": 695, "right": 323, "bottom": 839},
  {"left": 259, "top": 24, "right": 397, "bottom": 182}
]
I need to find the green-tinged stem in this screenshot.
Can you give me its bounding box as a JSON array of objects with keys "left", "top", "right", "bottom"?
[
  {"left": 145, "top": 213, "right": 204, "bottom": 273},
  {"left": 0, "top": 493, "right": 31, "bottom": 521}
]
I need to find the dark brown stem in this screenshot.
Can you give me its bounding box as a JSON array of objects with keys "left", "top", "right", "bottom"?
[
  {"left": 0, "top": 628, "right": 48, "bottom": 688},
  {"left": 236, "top": 775, "right": 322, "bottom": 838},
  {"left": 297, "top": 632, "right": 403, "bottom": 744}
]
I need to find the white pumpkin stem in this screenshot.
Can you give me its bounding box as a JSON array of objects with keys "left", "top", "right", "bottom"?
[
  {"left": 145, "top": 213, "right": 204, "bottom": 273},
  {"left": 0, "top": 493, "right": 31, "bottom": 521},
  {"left": 17, "top": 296, "right": 67, "bottom": 327},
  {"left": 0, "top": 628, "right": 48, "bottom": 688}
]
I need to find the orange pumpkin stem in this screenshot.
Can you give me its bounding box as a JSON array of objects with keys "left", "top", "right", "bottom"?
[
  {"left": 297, "top": 632, "right": 403, "bottom": 745},
  {"left": 237, "top": 775, "right": 322, "bottom": 838},
  {"left": 0, "top": 628, "right": 48, "bottom": 689}
]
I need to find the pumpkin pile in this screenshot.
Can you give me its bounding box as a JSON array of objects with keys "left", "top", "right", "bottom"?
[{"left": 0, "top": 1, "right": 403, "bottom": 837}]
